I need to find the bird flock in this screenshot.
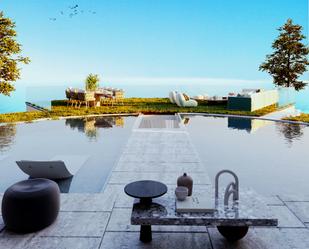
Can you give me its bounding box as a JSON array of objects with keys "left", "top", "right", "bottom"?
[{"left": 49, "top": 4, "right": 97, "bottom": 21}]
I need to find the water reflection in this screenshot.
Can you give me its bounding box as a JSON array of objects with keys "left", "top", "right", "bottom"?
[
  {"left": 65, "top": 116, "right": 124, "bottom": 140},
  {"left": 181, "top": 115, "right": 272, "bottom": 133},
  {"left": 276, "top": 123, "right": 305, "bottom": 145},
  {"left": 227, "top": 117, "right": 271, "bottom": 133},
  {"left": 0, "top": 124, "right": 17, "bottom": 152}
]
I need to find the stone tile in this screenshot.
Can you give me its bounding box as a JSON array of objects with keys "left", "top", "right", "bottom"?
[
  {"left": 0, "top": 235, "right": 34, "bottom": 249},
  {"left": 108, "top": 172, "right": 211, "bottom": 185},
  {"left": 279, "top": 194, "right": 309, "bottom": 202},
  {"left": 29, "top": 237, "right": 101, "bottom": 249},
  {"left": 118, "top": 153, "right": 200, "bottom": 163},
  {"left": 106, "top": 208, "right": 207, "bottom": 233},
  {"left": 60, "top": 193, "right": 115, "bottom": 212},
  {"left": 0, "top": 216, "right": 4, "bottom": 233},
  {"left": 285, "top": 202, "right": 309, "bottom": 223},
  {"left": 114, "top": 161, "right": 205, "bottom": 173},
  {"left": 208, "top": 227, "right": 309, "bottom": 249},
  {"left": 123, "top": 145, "right": 196, "bottom": 155},
  {"left": 0, "top": 236, "right": 101, "bottom": 249},
  {"left": 0, "top": 194, "right": 2, "bottom": 216},
  {"left": 102, "top": 184, "right": 133, "bottom": 208},
  {"left": 38, "top": 211, "right": 110, "bottom": 237},
  {"left": 269, "top": 206, "right": 304, "bottom": 228},
  {"left": 100, "top": 231, "right": 212, "bottom": 249},
  {"left": 264, "top": 196, "right": 284, "bottom": 206}
]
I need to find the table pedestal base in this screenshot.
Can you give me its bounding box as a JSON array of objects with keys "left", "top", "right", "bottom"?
[
  {"left": 140, "top": 225, "right": 152, "bottom": 243},
  {"left": 217, "top": 226, "right": 249, "bottom": 241},
  {"left": 139, "top": 198, "right": 152, "bottom": 206}
]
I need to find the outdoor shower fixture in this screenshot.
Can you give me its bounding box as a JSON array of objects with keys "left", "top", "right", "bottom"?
[{"left": 215, "top": 170, "right": 239, "bottom": 206}]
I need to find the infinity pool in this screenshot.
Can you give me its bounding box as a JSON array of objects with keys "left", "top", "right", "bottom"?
[
  {"left": 0, "top": 116, "right": 136, "bottom": 193},
  {"left": 182, "top": 115, "right": 309, "bottom": 197}
]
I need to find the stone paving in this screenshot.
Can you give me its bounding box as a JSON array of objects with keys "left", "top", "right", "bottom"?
[{"left": 0, "top": 115, "right": 309, "bottom": 248}]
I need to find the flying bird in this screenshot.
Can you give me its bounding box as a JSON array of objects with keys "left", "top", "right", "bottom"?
[
  {"left": 49, "top": 18, "right": 57, "bottom": 21},
  {"left": 70, "top": 4, "right": 79, "bottom": 9}
]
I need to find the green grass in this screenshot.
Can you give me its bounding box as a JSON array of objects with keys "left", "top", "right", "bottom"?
[
  {"left": 284, "top": 114, "right": 309, "bottom": 123},
  {"left": 0, "top": 98, "right": 278, "bottom": 123}
]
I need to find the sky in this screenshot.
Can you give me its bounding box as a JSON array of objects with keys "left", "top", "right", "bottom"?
[{"left": 0, "top": 0, "right": 308, "bottom": 86}]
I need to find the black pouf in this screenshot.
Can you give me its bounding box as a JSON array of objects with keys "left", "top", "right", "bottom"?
[{"left": 1, "top": 178, "right": 60, "bottom": 233}]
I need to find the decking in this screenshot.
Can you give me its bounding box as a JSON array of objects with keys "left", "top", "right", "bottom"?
[{"left": 0, "top": 115, "right": 308, "bottom": 249}]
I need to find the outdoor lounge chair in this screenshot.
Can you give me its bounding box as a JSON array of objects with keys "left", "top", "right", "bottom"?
[
  {"left": 169, "top": 91, "right": 178, "bottom": 104},
  {"left": 176, "top": 92, "right": 198, "bottom": 107},
  {"left": 16, "top": 155, "right": 89, "bottom": 180}
]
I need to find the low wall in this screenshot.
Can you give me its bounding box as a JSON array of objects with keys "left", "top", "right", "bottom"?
[{"left": 228, "top": 90, "right": 279, "bottom": 111}]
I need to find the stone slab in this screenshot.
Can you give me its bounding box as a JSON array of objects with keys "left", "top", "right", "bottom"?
[
  {"left": 108, "top": 172, "right": 211, "bottom": 185},
  {"left": 106, "top": 208, "right": 207, "bottom": 233},
  {"left": 131, "top": 189, "right": 277, "bottom": 227},
  {"left": 278, "top": 194, "right": 309, "bottom": 202},
  {"left": 37, "top": 212, "right": 109, "bottom": 237},
  {"left": 60, "top": 193, "right": 115, "bottom": 212},
  {"left": 0, "top": 194, "right": 2, "bottom": 216},
  {"left": 100, "top": 231, "right": 212, "bottom": 249},
  {"left": 208, "top": 227, "right": 309, "bottom": 249},
  {"left": 0, "top": 237, "right": 101, "bottom": 249},
  {"left": 264, "top": 196, "right": 284, "bottom": 206},
  {"left": 122, "top": 145, "right": 196, "bottom": 155},
  {"left": 126, "top": 131, "right": 190, "bottom": 142},
  {"left": 269, "top": 205, "right": 304, "bottom": 228},
  {"left": 118, "top": 153, "right": 200, "bottom": 163},
  {"left": 102, "top": 184, "right": 134, "bottom": 208},
  {"left": 0, "top": 216, "right": 4, "bottom": 233},
  {"left": 0, "top": 235, "right": 34, "bottom": 249},
  {"left": 285, "top": 202, "right": 309, "bottom": 223},
  {"left": 114, "top": 162, "right": 206, "bottom": 173}
]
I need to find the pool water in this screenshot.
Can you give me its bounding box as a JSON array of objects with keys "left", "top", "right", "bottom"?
[
  {"left": 0, "top": 116, "right": 136, "bottom": 193},
  {"left": 182, "top": 115, "right": 309, "bottom": 197}
]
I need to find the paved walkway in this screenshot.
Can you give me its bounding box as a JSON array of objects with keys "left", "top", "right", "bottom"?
[{"left": 0, "top": 115, "right": 309, "bottom": 249}]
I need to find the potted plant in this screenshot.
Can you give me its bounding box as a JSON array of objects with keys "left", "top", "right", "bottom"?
[{"left": 85, "top": 74, "right": 100, "bottom": 92}]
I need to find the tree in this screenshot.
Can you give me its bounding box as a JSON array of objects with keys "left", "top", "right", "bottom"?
[
  {"left": 85, "top": 74, "right": 100, "bottom": 91},
  {"left": 260, "top": 19, "right": 309, "bottom": 91},
  {"left": 0, "top": 11, "right": 30, "bottom": 96}
]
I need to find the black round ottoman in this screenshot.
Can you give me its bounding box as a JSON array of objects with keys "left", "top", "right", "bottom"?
[{"left": 1, "top": 178, "right": 60, "bottom": 233}]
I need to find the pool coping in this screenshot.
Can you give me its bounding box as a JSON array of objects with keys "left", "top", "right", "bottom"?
[
  {"left": 0, "top": 113, "right": 140, "bottom": 127},
  {"left": 0, "top": 112, "right": 308, "bottom": 127},
  {"left": 177, "top": 113, "right": 309, "bottom": 126}
]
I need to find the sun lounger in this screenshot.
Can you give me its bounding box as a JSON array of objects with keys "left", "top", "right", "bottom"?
[
  {"left": 176, "top": 93, "right": 198, "bottom": 107},
  {"left": 169, "top": 91, "right": 178, "bottom": 104},
  {"left": 16, "top": 155, "right": 89, "bottom": 180}
]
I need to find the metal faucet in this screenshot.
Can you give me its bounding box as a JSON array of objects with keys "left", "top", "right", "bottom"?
[{"left": 215, "top": 170, "right": 239, "bottom": 206}]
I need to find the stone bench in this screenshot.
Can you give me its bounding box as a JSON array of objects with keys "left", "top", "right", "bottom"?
[{"left": 130, "top": 188, "right": 278, "bottom": 242}]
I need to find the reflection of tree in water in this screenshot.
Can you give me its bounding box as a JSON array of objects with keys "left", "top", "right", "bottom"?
[
  {"left": 0, "top": 124, "right": 17, "bottom": 152},
  {"left": 65, "top": 116, "right": 124, "bottom": 140},
  {"left": 276, "top": 123, "right": 304, "bottom": 145}
]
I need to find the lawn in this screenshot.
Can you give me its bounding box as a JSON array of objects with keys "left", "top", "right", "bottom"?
[{"left": 0, "top": 98, "right": 278, "bottom": 123}]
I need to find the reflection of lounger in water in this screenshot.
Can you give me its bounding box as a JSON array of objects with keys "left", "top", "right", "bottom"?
[{"left": 16, "top": 155, "right": 89, "bottom": 180}]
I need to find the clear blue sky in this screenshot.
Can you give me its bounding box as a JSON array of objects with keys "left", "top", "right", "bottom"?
[{"left": 1, "top": 0, "right": 308, "bottom": 85}]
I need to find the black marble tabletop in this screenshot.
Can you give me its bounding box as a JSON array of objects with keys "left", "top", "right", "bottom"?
[{"left": 124, "top": 180, "right": 168, "bottom": 204}]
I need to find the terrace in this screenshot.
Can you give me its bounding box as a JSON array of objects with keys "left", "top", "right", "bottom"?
[{"left": 0, "top": 114, "right": 308, "bottom": 249}]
